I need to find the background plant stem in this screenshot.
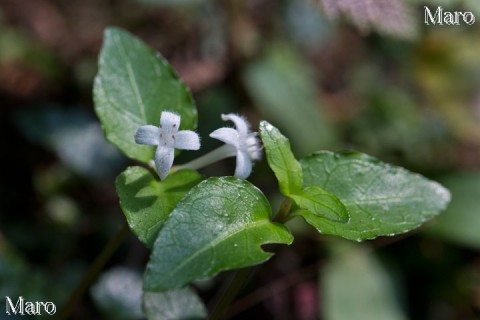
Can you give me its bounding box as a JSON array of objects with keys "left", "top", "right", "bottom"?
[
  {"left": 209, "top": 267, "right": 256, "bottom": 320},
  {"left": 56, "top": 221, "right": 129, "bottom": 320}
]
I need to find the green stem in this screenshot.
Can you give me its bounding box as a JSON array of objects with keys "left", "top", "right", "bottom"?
[
  {"left": 175, "top": 144, "right": 236, "bottom": 171},
  {"left": 56, "top": 221, "right": 129, "bottom": 320},
  {"left": 273, "top": 198, "right": 293, "bottom": 223},
  {"left": 209, "top": 267, "right": 255, "bottom": 320}
]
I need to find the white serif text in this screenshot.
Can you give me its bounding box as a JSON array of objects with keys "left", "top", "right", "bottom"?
[{"left": 5, "top": 296, "right": 56, "bottom": 316}]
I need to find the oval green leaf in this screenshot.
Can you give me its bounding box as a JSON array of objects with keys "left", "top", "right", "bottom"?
[
  {"left": 322, "top": 243, "right": 407, "bottom": 320},
  {"left": 116, "top": 167, "right": 204, "bottom": 248},
  {"left": 290, "top": 186, "right": 349, "bottom": 223},
  {"left": 94, "top": 27, "right": 197, "bottom": 162},
  {"left": 144, "top": 177, "right": 293, "bottom": 291},
  {"left": 259, "top": 121, "right": 303, "bottom": 196},
  {"left": 299, "top": 151, "right": 451, "bottom": 241},
  {"left": 143, "top": 287, "right": 207, "bottom": 320}
]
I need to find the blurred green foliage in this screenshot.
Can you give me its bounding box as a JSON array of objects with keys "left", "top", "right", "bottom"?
[{"left": 0, "top": 0, "right": 479, "bottom": 319}]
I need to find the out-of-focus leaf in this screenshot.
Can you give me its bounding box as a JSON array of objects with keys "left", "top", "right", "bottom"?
[
  {"left": 14, "top": 106, "right": 125, "bottom": 179},
  {"left": 427, "top": 172, "right": 480, "bottom": 250},
  {"left": 94, "top": 27, "right": 197, "bottom": 162},
  {"left": 243, "top": 44, "right": 336, "bottom": 156},
  {"left": 45, "top": 195, "right": 80, "bottom": 228},
  {"left": 416, "top": 30, "right": 480, "bottom": 144},
  {"left": 322, "top": 243, "right": 407, "bottom": 320},
  {"left": 285, "top": 0, "right": 333, "bottom": 50},
  {"left": 347, "top": 85, "right": 446, "bottom": 165},
  {"left": 0, "top": 234, "right": 43, "bottom": 300},
  {"left": 300, "top": 151, "right": 451, "bottom": 241},
  {"left": 91, "top": 267, "right": 143, "bottom": 320},
  {"left": 0, "top": 27, "right": 59, "bottom": 77},
  {"left": 144, "top": 177, "right": 293, "bottom": 291},
  {"left": 116, "top": 167, "right": 204, "bottom": 248},
  {"left": 0, "top": 233, "right": 78, "bottom": 313},
  {"left": 143, "top": 287, "right": 207, "bottom": 320}
]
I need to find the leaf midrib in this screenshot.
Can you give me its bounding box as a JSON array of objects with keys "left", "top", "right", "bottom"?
[
  {"left": 167, "top": 219, "right": 271, "bottom": 280},
  {"left": 113, "top": 32, "right": 147, "bottom": 122}
]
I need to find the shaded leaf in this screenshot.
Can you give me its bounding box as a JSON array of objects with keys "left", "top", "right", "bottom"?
[
  {"left": 259, "top": 121, "right": 303, "bottom": 195},
  {"left": 144, "top": 177, "right": 293, "bottom": 291},
  {"left": 290, "top": 186, "right": 349, "bottom": 223},
  {"left": 427, "top": 172, "right": 480, "bottom": 250},
  {"left": 143, "top": 287, "right": 207, "bottom": 320},
  {"left": 300, "top": 151, "right": 450, "bottom": 241},
  {"left": 116, "top": 167, "right": 204, "bottom": 248},
  {"left": 14, "top": 106, "right": 125, "bottom": 179},
  {"left": 322, "top": 243, "right": 407, "bottom": 320},
  {"left": 94, "top": 27, "right": 197, "bottom": 162},
  {"left": 285, "top": 0, "right": 333, "bottom": 50}
]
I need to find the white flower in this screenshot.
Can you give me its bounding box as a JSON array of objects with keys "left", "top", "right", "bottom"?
[
  {"left": 209, "top": 113, "right": 262, "bottom": 179},
  {"left": 135, "top": 111, "right": 200, "bottom": 180}
]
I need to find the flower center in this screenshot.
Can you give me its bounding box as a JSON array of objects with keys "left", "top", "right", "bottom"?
[{"left": 160, "top": 131, "right": 175, "bottom": 148}]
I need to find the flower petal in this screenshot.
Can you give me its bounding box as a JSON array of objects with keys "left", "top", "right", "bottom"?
[
  {"left": 135, "top": 125, "right": 160, "bottom": 145},
  {"left": 246, "top": 134, "right": 262, "bottom": 160},
  {"left": 154, "top": 146, "right": 175, "bottom": 180},
  {"left": 175, "top": 130, "right": 201, "bottom": 150},
  {"left": 160, "top": 111, "right": 181, "bottom": 134},
  {"left": 210, "top": 127, "right": 239, "bottom": 148},
  {"left": 221, "top": 113, "right": 249, "bottom": 137},
  {"left": 234, "top": 150, "right": 252, "bottom": 179}
]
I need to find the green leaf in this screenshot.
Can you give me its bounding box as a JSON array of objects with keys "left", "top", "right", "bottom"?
[
  {"left": 94, "top": 27, "right": 197, "bottom": 162},
  {"left": 116, "top": 167, "right": 204, "bottom": 248},
  {"left": 426, "top": 172, "right": 480, "bottom": 249},
  {"left": 144, "top": 177, "right": 293, "bottom": 291},
  {"left": 290, "top": 186, "right": 349, "bottom": 223},
  {"left": 143, "top": 287, "right": 207, "bottom": 320},
  {"left": 322, "top": 243, "right": 407, "bottom": 320},
  {"left": 259, "top": 121, "right": 303, "bottom": 195},
  {"left": 259, "top": 121, "right": 347, "bottom": 223},
  {"left": 299, "top": 151, "right": 451, "bottom": 241}
]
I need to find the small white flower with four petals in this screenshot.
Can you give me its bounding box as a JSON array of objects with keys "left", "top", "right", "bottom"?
[{"left": 135, "top": 111, "right": 200, "bottom": 179}]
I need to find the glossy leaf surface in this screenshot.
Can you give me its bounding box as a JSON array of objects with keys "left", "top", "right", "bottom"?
[
  {"left": 300, "top": 151, "right": 451, "bottom": 241},
  {"left": 94, "top": 27, "right": 197, "bottom": 162},
  {"left": 144, "top": 177, "right": 293, "bottom": 291},
  {"left": 116, "top": 167, "right": 203, "bottom": 248}
]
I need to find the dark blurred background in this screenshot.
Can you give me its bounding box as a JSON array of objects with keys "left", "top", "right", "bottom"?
[{"left": 0, "top": 0, "right": 479, "bottom": 319}]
